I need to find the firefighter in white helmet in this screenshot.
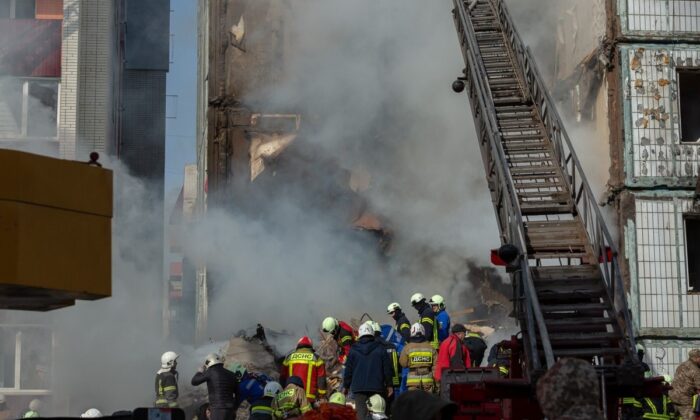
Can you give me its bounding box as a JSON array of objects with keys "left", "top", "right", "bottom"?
[
  {"left": 399, "top": 323, "right": 437, "bottom": 393},
  {"left": 321, "top": 316, "right": 356, "bottom": 364},
  {"left": 191, "top": 353, "right": 240, "bottom": 420},
  {"left": 367, "top": 394, "right": 388, "bottom": 419},
  {"left": 429, "top": 294, "right": 451, "bottom": 343},
  {"left": 410, "top": 293, "right": 438, "bottom": 350},
  {"left": 155, "top": 351, "right": 180, "bottom": 408}
]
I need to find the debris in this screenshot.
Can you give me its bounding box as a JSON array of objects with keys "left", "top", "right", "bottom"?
[{"left": 658, "top": 78, "right": 670, "bottom": 87}]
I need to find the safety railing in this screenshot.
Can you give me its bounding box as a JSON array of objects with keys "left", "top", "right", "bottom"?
[
  {"left": 452, "top": 0, "right": 555, "bottom": 372},
  {"left": 493, "top": 0, "right": 638, "bottom": 360}
]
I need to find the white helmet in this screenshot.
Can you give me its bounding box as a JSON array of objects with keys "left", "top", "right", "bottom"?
[
  {"left": 29, "top": 399, "right": 41, "bottom": 412},
  {"left": 358, "top": 323, "right": 374, "bottom": 338},
  {"left": 367, "top": 394, "right": 386, "bottom": 414},
  {"left": 410, "top": 293, "right": 425, "bottom": 305},
  {"left": 410, "top": 323, "right": 425, "bottom": 337},
  {"left": 322, "top": 317, "right": 339, "bottom": 333},
  {"left": 429, "top": 295, "right": 445, "bottom": 309},
  {"left": 161, "top": 351, "right": 179, "bottom": 369},
  {"left": 387, "top": 302, "right": 401, "bottom": 313},
  {"left": 81, "top": 408, "right": 103, "bottom": 418},
  {"left": 263, "top": 381, "right": 283, "bottom": 397},
  {"left": 205, "top": 353, "right": 223, "bottom": 367}
]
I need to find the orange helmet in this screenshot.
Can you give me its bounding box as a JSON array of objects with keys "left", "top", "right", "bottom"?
[{"left": 297, "top": 336, "right": 313, "bottom": 347}]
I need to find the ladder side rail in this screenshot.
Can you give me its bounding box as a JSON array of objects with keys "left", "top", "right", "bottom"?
[
  {"left": 453, "top": 0, "right": 555, "bottom": 369},
  {"left": 493, "top": 0, "right": 638, "bottom": 358}
]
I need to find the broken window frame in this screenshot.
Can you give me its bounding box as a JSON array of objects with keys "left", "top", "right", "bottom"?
[
  {"left": 684, "top": 213, "right": 700, "bottom": 293},
  {"left": 677, "top": 67, "right": 700, "bottom": 144},
  {"left": 0, "top": 325, "right": 52, "bottom": 395}
]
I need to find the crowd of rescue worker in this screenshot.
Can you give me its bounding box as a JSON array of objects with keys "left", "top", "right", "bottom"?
[
  {"left": 5, "top": 294, "right": 700, "bottom": 419},
  {"left": 150, "top": 293, "right": 490, "bottom": 419}
]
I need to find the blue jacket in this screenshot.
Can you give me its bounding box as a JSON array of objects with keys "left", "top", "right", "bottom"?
[
  {"left": 436, "top": 309, "right": 451, "bottom": 343},
  {"left": 343, "top": 336, "right": 393, "bottom": 393},
  {"left": 238, "top": 373, "right": 270, "bottom": 404}
]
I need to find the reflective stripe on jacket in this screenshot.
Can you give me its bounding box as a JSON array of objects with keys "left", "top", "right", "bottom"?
[
  {"left": 280, "top": 347, "right": 327, "bottom": 400},
  {"left": 272, "top": 385, "right": 311, "bottom": 418},
  {"left": 155, "top": 370, "right": 179, "bottom": 407},
  {"left": 399, "top": 340, "right": 436, "bottom": 385}
]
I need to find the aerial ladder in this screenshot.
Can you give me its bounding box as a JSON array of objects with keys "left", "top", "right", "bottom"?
[{"left": 447, "top": 0, "right": 653, "bottom": 417}]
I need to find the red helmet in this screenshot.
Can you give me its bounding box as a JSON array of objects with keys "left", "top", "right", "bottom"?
[{"left": 297, "top": 336, "right": 313, "bottom": 347}]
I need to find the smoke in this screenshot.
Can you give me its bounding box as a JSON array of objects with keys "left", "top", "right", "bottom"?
[{"left": 191, "top": 0, "right": 507, "bottom": 346}]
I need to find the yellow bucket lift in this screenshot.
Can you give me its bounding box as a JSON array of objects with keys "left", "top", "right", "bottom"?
[{"left": 0, "top": 150, "right": 112, "bottom": 311}]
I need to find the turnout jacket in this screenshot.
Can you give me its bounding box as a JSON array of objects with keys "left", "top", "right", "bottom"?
[
  {"left": 191, "top": 364, "right": 240, "bottom": 409},
  {"left": 415, "top": 303, "right": 438, "bottom": 349},
  {"left": 280, "top": 346, "right": 327, "bottom": 400},
  {"left": 249, "top": 396, "right": 274, "bottom": 419},
  {"left": 399, "top": 337, "right": 437, "bottom": 387},
  {"left": 155, "top": 369, "right": 179, "bottom": 407},
  {"left": 391, "top": 311, "right": 411, "bottom": 343},
  {"left": 333, "top": 321, "right": 356, "bottom": 364},
  {"left": 464, "top": 333, "right": 487, "bottom": 367},
  {"left": 272, "top": 384, "right": 311, "bottom": 418}
]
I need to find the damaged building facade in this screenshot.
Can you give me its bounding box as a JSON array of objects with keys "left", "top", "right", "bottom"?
[
  {"left": 610, "top": 0, "right": 700, "bottom": 376},
  {"left": 555, "top": 0, "right": 700, "bottom": 376}
]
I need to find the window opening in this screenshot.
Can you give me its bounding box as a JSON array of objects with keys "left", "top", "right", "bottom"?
[{"left": 678, "top": 68, "right": 700, "bottom": 143}]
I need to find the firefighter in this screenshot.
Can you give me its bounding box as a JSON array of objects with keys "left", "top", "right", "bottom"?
[
  {"left": 487, "top": 340, "right": 511, "bottom": 377},
  {"left": 280, "top": 336, "right": 327, "bottom": 403},
  {"left": 386, "top": 302, "right": 411, "bottom": 342},
  {"left": 250, "top": 381, "right": 282, "bottom": 420},
  {"left": 80, "top": 409, "right": 103, "bottom": 418},
  {"left": 399, "top": 323, "right": 437, "bottom": 393},
  {"left": 321, "top": 317, "right": 356, "bottom": 365},
  {"left": 464, "top": 328, "right": 487, "bottom": 367},
  {"left": 155, "top": 351, "right": 179, "bottom": 408},
  {"left": 638, "top": 375, "right": 676, "bottom": 420},
  {"left": 22, "top": 400, "right": 41, "bottom": 418},
  {"left": 272, "top": 376, "right": 312, "bottom": 419},
  {"left": 343, "top": 323, "right": 394, "bottom": 420},
  {"left": 191, "top": 353, "right": 240, "bottom": 420},
  {"left": 366, "top": 321, "right": 400, "bottom": 410},
  {"left": 410, "top": 293, "right": 438, "bottom": 350},
  {"left": 366, "top": 394, "right": 388, "bottom": 420},
  {"left": 429, "top": 295, "right": 451, "bottom": 343},
  {"left": 228, "top": 362, "right": 271, "bottom": 406}
]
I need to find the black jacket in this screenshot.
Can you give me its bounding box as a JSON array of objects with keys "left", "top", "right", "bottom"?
[
  {"left": 343, "top": 336, "right": 393, "bottom": 393},
  {"left": 392, "top": 311, "right": 411, "bottom": 342},
  {"left": 191, "top": 364, "right": 240, "bottom": 408},
  {"left": 249, "top": 396, "right": 274, "bottom": 419},
  {"left": 464, "top": 334, "right": 487, "bottom": 367},
  {"left": 415, "top": 302, "right": 435, "bottom": 345}
]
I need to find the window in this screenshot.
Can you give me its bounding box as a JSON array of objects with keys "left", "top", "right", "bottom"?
[
  {"left": 678, "top": 68, "right": 700, "bottom": 143},
  {"left": 0, "top": 0, "right": 36, "bottom": 18},
  {"left": 0, "top": 78, "right": 59, "bottom": 140},
  {"left": 0, "top": 326, "right": 51, "bottom": 392},
  {"left": 686, "top": 215, "right": 700, "bottom": 292},
  {"left": 13, "top": 0, "right": 34, "bottom": 18},
  {"left": 0, "top": 0, "right": 10, "bottom": 18}
]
